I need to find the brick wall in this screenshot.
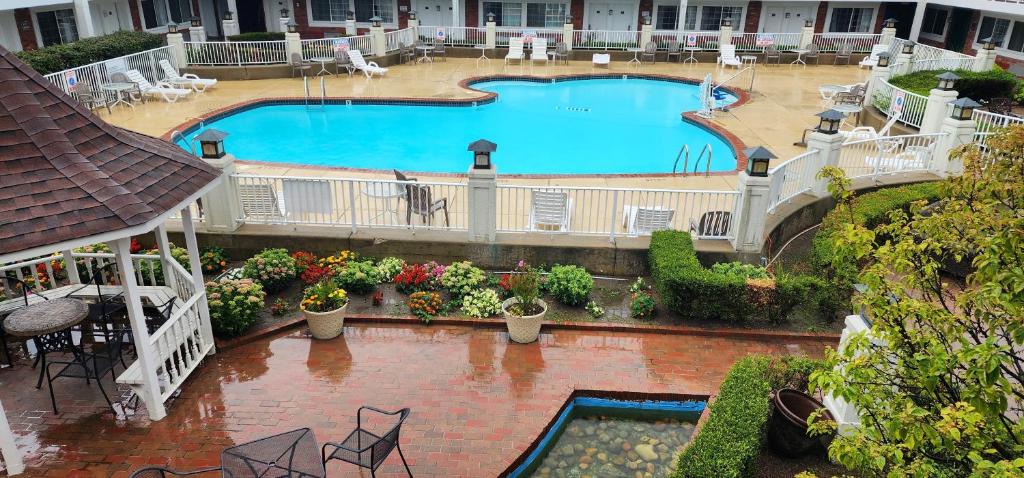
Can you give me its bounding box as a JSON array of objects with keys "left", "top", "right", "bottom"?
[
  {"left": 465, "top": 0, "right": 478, "bottom": 28},
  {"left": 398, "top": 0, "right": 411, "bottom": 28},
  {"left": 813, "top": 2, "right": 827, "bottom": 34},
  {"left": 570, "top": 0, "right": 584, "bottom": 29},
  {"left": 963, "top": 9, "right": 981, "bottom": 55},
  {"left": 637, "top": 0, "right": 652, "bottom": 30},
  {"left": 872, "top": 4, "right": 885, "bottom": 34},
  {"left": 14, "top": 9, "right": 37, "bottom": 51},
  {"left": 744, "top": 1, "right": 761, "bottom": 33},
  {"left": 129, "top": 0, "right": 143, "bottom": 31}
]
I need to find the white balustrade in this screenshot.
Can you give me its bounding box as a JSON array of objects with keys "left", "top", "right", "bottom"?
[
  {"left": 301, "top": 36, "right": 372, "bottom": 60},
  {"left": 732, "top": 32, "right": 802, "bottom": 51},
  {"left": 871, "top": 79, "right": 929, "bottom": 129},
  {"left": 184, "top": 41, "right": 287, "bottom": 65},
  {"left": 837, "top": 133, "right": 947, "bottom": 180},
  {"left": 0, "top": 252, "right": 164, "bottom": 294},
  {"left": 571, "top": 30, "right": 641, "bottom": 50},
  {"left": 145, "top": 290, "right": 211, "bottom": 401},
  {"left": 418, "top": 26, "right": 487, "bottom": 46},
  {"left": 385, "top": 27, "right": 416, "bottom": 51},
  {"left": 42, "top": 46, "right": 177, "bottom": 100},
  {"left": 973, "top": 109, "right": 1024, "bottom": 150},
  {"left": 766, "top": 149, "right": 820, "bottom": 214},
  {"left": 812, "top": 33, "right": 881, "bottom": 53}
]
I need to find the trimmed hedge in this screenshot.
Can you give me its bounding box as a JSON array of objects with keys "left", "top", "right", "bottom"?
[
  {"left": 649, "top": 231, "right": 827, "bottom": 324},
  {"left": 16, "top": 31, "right": 165, "bottom": 75},
  {"left": 671, "top": 356, "right": 827, "bottom": 478},
  {"left": 227, "top": 32, "right": 286, "bottom": 41},
  {"left": 888, "top": 68, "right": 1020, "bottom": 103}
]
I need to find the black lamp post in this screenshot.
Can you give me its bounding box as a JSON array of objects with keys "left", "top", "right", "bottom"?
[
  {"left": 346, "top": 10, "right": 355, "bottom": 21},
  {"left": 982, "top": 36, "right": 997, "bottom": 50},
  {"left": 876, "top": 51, "right": 891, "bottom": 68},
  {"left": 884, "top": 18, "right": 896, "bottom": 29},
  {"left": 468, "top": 139, "right": 497, "bottom": 169},
  {"left": 901, "top": 41, "right": 915, "bottom": 55},
  {"left": 190, "top": 15, "right": 201, "bottom": 27},
  {"left": 804, "top": 19, "right": 812, "bottom": 28},
  {"left": 721, "top": 17, "right": 732, "bottom": 28},
  {"left": 409, "top": 10, "right": 417, "bottom": 20},
  {"left": 643, "top": 14, "right": 652, "bottom": 26},
  {"left": 743, "top": 146, "right": 776, "bottom": 177},
  {"left": 195, "top": 129, "right": 229, "bottom": 159},
  {"left": 280, "top": 8, "right": 290, "bottom": 18},
  {"left": 371, "top": 15, "right": 382, "bottom": 27},
  {"left": 936, "top": 71, "right": 959, "bottom": 90},
  {"left": 565, "top": 14, "right": 572, "bottom": 25},
  {"left": 167, "top": 22, "right": 178, "bottom": 33},
  {"left": 815, "top": 109, "right": 845, "bottom": 135},
  {"left": 486, "top": 12, "right": 495, "bottom": 23},
  {"left": 287, "top": 20, "right": 298, "bottom": 33},
  {"left": 949, "top": 97, "right": 980, "bottom": 121},
  {"left": 223, "top": 10, "right": 233, "bottom": 21}
]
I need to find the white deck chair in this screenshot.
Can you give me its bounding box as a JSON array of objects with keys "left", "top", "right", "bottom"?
[
  {"left": 506, "top": 38, "right": 525, "bottom": 64},
  {"left": 159, "top": 59, "right": 218, "bottom": 92},
  {"left": 124, "top": 69, "right": 192, "bottom": 103},
  {"left": 859, "top": 44, "right": 889, "bottom": 68},
  {"left": 530, "top": 38, "right": 549, "bottom": 64},
  {"left": 865, "top": 141, "right": 936, "bottom": 173},
  {"left": 528, "top": 190, "right": 572, "bottom": 232},
  {"left": 282, "top": 179, "right": 339, "bottom": 222},
  {"left": 842, "top": 110, "right": 902, "bottom": 143},
  {"left": 717, "top": 45, "right": 741, "bottom": 69},
  {"left": 238, "top": 183, "right": 285, "bottom": 221},
  {"left": 348, "top": 49, "right": 388, "bottom": 78},
  {"left": 622, "top": 206, "right": 675, "bottom": 235}
]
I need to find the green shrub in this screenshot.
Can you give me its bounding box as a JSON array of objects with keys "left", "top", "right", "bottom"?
[
  {"left": 710, "top": 262, "right": 769, "bottom": 279},
  {"left": 460, "top": 289, "right": 502, "bottom": 318},
  {"left": 888, "top": 68, "right": 1020, "bottom": 103},
  {"left": 649, "top": 231, "right": 827, "bottom": 323},
  {"left": 335, "top": 260, "right": 379, "bottom": 295},
  {"left": 242, "top": 248, "right": 297, "bottom": 294},
  {"left": 546, "top": 265, "right": 594, "bottom": 306},
  {"left": 16, "top": 31, "right": 165, "bottom": 75},
  {"left": 227, "top": 32, "right": 286, "bottom": 41},
  {"left": 440, "top": 261, "right": 487, "bottom": 299},
  {"left": 206, "top": 278, "right": 265, "bottom": 338},
  {"left": 374, "top": 257, "right": 405, "bottom": 282}
]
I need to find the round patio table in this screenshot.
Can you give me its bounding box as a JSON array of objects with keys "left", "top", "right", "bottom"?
[
  {"left": 3, "top": 298, "right": 88, "bottom": 337},
  {"left": 309, "top": 56, "right": 336, "bottom": 76},
  {"left": 626, "top": 47, "right": 643, "bottom": 66},
  {"left": 819, "top": 84, "right": 851, "bottom": 109},
  {"left": 363, "top": 182, "right": 406, "bottom": 224},
  {"left": 101, "top": 82, "right": 137, "bottom": 110},
  {"left": 415, "top": 45, "right": 435, "bottom": 63}
]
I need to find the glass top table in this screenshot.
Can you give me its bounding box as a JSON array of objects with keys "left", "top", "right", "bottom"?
[{"left": 221, "top": 428, "right": 325, "bottom": 478}]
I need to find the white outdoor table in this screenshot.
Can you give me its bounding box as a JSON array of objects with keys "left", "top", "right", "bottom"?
[
  {"left": 789, "top": 49, "right": 810, "bottom": 65},
  {"left": 101, "top": 82, "right": 137, "bottom": 110},
  {"left": 309, "top": 56, "right": 336, "bottom": 76},
  {"left": 682, "top": 47, "right": 699, "bottom": 64},
  {"left": 362, "top": 182, "right": 406, "bottom": 224},
  {"left": 415, "top": 45, "right": 435, "bottom": 63},
  {"left": 474, "top": 44, "right": 490, "bottom": 65},
  {"left": 627, "top": 47, "right": 643, "bottom": 66}
]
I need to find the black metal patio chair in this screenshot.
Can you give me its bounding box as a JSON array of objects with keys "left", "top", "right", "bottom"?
[
  {"left": 42, "top": 326, "right": 130, "bottom": 414},
  {"left": 129, "top": 466, "right": 221, "bottom": 477},
  {"left": 689, "top": 210, "right": 732, "bottom": 237},
  {"left": 322, "top": 406, "right": 413, "bottom": 477}
]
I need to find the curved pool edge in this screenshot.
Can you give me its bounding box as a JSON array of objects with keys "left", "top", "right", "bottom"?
[
  {"left": 499, "top": 389, "right": 711, "bottom": 478},
  {"left": 162, "top": 73, "right": 750, "bottom": 178}
]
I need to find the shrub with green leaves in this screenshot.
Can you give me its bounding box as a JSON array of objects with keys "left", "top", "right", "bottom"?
[
  {"left": 710, "top": 262, "right": 769, "bottom": 279},
  {"left": 242, "top": 248, "right": 297, "bottom": 294},
  {"left": 16, "top": 31, "right": 165, "bottom": 75},
  {"left": 226, "top": 32, "right": 286, "bottom": 41},
  {"left": 440, "top": 261, "right": 486, "bottom": 299},
  {"left": 460, "top": 289, "right": 502, "bottom": 318},
  {"left": 335, "top": 260, "right": 380, "bottom": 295},
  {"left": 206, "top": 278, "right": 266, "bottom": 338},
  {"left": 888, "top": 68, "right": 1020, "bottom": 103},
  {"left": 546, "top": 265, "right": 593, "bottom": 306},
  {"left": 374, "top": 257, "right": 405, "bottom": 282}
]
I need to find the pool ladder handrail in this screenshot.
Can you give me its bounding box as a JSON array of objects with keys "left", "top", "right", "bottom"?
[
  {"left": 713, "top": 65, "right": 756, "bottom": 95},
  {"left": 303, "top": 76, "right": 310, "bottom": 106},
  {"left": 320, "top": 76, "right": 326, "bottom": 105},
  {"left": 672, "top": 144, "right": 712, "bottom": 176},
  {"left": 672, "top": 145, "right": 689, "bottom": 174},
  {"left": 692, "top": 144, "right": 712, "bottom": 177},
  {"left": 170, "top": 130, "right": 196, "bottom": 156}
]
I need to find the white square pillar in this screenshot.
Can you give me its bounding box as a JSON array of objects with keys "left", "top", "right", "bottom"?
[
  {"left": 467, "top": 164, "right": 497, "bottom": 242},
  {"left": 805, "top": 130, "right": 846, "bottom": 197},
  {"left": 933, "top": 116, "right": 976, "bottom": 177},
  {"left": 285, "top": 31, "right": 303, "bottom": 61},
  {"left": 729, "top": 171, "right": 772, "bottom": 253},
  {"left": 799, "top": 24, "right": 814, "bottom": 49},
  {"left": 370, "top": 25, "right": 387, "bottom": 56},
  {"left": 167, "top": 32, "right": 188, "bottom": 68},
  {"left": 640, "top": 23, "right": 653, "bottom": 48},
  {"left": 188, "top": 25, "right": 207, "bottom": 43},
  {"left": 198, "top": 155, "right": 241, "bottom": 232},
  {"left": 346, "top": 18, "right": 357, "bottom": 36},
  {"left": 880, "top": 26, "right": 896, "bottom": 49},
  {"left": 920, "top": 88, "right": 958, "bottom": 135},
  {"left": 562, "top": 21, "right": 572, "bottom": 50},
  {"left": 222, "top": 18, "right": 240, "bottom": 37},
  {"left": 0, "top": 400, "right": 23, "bottom": 476},
  {"left": 718, "top": 24, "right": 732, "bottom": 47},
  {"left": 864, "top": 65, "right": 891, "bottom": 111},
  {"left": 974, "top": 47, "right": 997, "bottom": 72},
  {"left": 486, "top": 21, "right": 496, "bottom": 49}
]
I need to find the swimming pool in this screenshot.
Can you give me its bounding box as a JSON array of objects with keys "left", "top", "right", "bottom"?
[{"left": 178, "top": 77, "right": 740, "bottom": 175}]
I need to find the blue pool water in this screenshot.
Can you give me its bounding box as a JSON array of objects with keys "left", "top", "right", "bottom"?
[{"left": 179, "top": 78, "right": 738, "bottom": 174}]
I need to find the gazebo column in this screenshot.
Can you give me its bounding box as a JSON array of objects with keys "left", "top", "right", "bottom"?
[
  {"left": 110, "top": 238, "right": 167, "bottom": 421},
  {"left": 0, "top": 399, "right": 23, "bottom": 475},
  {"left": 154, "top": 225, "right": 177, "bottom": 287},
  {"left": 180, "top": 208, "right": 216, "bottom": 354}
]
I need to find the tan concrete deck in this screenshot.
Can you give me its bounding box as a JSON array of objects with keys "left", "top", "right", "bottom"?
[{"left": 99, "top": 58, "right": 869, "bottom": 189}]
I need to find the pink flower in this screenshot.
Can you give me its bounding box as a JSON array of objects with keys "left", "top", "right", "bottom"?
[{"left": 517, "top": 260, "right": 525, "bottom": 269}]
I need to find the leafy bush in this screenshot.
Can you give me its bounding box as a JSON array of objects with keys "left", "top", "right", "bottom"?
[
  {"left": 17, "top": 31, "right": 165, "bottom": 75},
  {"left": 227, "top": 32, "right": 286, "bottom": 41},
  {"left": 206, "top": 278, "right": 265, "bottom": 338},
  {"left": 200, "top": 247, "right": 229, "bottom": 275},
  {"left": 585, "top": 300, "right": 604, "bottom": 318},
  {"left": 710, "top": 262, "right": 768, "bottom": 279},
  {"left": 628, "top": 278, "right": 656, "bottom": 319},
  {"left": 440, "top": 261, "right": 486, "bottom": 299},
  {"left": 291, "top": 251, "right": 318, "bottom": 275},
  {"left": 888, "top": 68, "right": 1020, "bottom": 103},
  {"left": 649, "top": 231, "right": 827, "bottom": 323},
  {"left": 300, "top": 279, "right": 349, "bottom": 313},
  {"left": 394, "top": 263, "right": 436, "bottom": 294},
  {"left": 461, "top": 289, "right": 502, "bottom": 318},
  {"left": 374, "top": 257, "right": 405, "bottom": 282},
  {"left": 335, "top": 260, "right": 379, "bottom": 295},
  {"left": 408, "top": 291, "right": 443, "bottom": 323},
  {"left": 546, "top": 265, "right": 593, "bottom": 306},
  {"left": 319, "top": 250, "right": 358, "bottom": 269},
  {"left": 242, "top": 248, "right": 297, "bottom": 294}
]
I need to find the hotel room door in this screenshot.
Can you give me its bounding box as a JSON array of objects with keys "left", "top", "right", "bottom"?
[{"left": 587, "top": 3, "right": 634, "bottom": 31}]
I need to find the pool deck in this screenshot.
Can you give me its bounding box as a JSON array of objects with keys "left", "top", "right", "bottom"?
[
  {"left": 100, "top": 58, "right": 869, "bottom": 190},
  {"left": 0, "top": 323, "right": 834, "bottom": 477}
]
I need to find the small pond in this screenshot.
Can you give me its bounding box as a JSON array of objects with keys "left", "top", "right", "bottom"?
[{"left": 509, "top": 397, "right": 704, "bottom": 478}]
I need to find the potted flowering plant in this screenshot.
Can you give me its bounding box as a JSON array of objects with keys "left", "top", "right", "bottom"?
[
  {"left": 501, "top": 261, "right": 547, "bottom": 343},
  {"left": 300, "top": 279, "right": 349, "bottom": 340}
]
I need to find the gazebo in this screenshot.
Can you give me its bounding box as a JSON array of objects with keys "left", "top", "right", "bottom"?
[{"left": 0, "top": 40, "right": 221, "bottom": 439}]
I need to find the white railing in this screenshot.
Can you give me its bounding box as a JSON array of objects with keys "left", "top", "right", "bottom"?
[
  {"left": 385, "top": 27, "right": 416, "bottom": 51},
  {"left": 650, "top": 30, "right": 718, "bottom": 50},
  {"left": 42, "top": 46, "right": 176, "bottom": 100},
  {"left": 185, "top": 40, "right": 287, "bottom": 65},
  {"left": 913, "top": 42, "right": 973, "bottom": 64},
  {"left": 905, "top": 57, "right": 977, "bottom": 74},
  {"left": 168, "top": 260, "right": 196, "bottom": 302},
  {"left": 495, "top": 185, "right": 739, "bottom": 240},
  {"left": 813, "top": 33, "right": 881, "bottom": 53},
  {"left": 837, "top": 133, "right": 947, "bottom": 180},
  {"left": 571, "top": 30, "right": 640, "bottom": 50},
  {"left": 1, "top": 252, "right": 164, "bottom": 294},
  {"left": 767, "top": 149, "right": 820, "bottom": 214},
  {"left": 492, "top": 27, "right": 564, "bottom": 47},
  {"left": 301, "top": 36, "right": 373, "bottom": 60},
  {"left": 418, "top": 26, "right": 487, "bottom": 46},
  {"left": 232, "top": 174, "right": 469, "bottom": 231},
  {"left": 147, "top": 288, "right": 210, "bottom": 401},
  {"left": 733, "top": 32, "right": 802, "bottom": 51},
  {"left": 973, "top": 109, "right": 1024, "bottom": 150},
  {"left": 871, "top": 79, "right": 929, "bottom": 128}
]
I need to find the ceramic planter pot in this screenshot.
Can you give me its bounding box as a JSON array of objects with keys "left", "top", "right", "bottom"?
[
  {"left": 767, "top": 388, "right": 836, "bottom": 457},
  {"left": 501, "top": 297, "right": 547, "bottom": 344},
  {"left": 303, "top": 303, "right": 348, "bottom": 340}
]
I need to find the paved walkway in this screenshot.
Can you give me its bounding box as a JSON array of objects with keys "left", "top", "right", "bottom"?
[{"left": 0, "top": 324, "right": 834, "bottom": 477}]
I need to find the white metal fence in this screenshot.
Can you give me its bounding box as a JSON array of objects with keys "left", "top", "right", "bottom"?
[
  {"left": 733, "top": 32, "right": 802, "bottom": 51},
  {"left": 385, "top": 27, "right": 416, "bottom": 51},
  {"left": 837, "top": 133, "right": 946, "bottom": 180},
  {"left": 301, "top": 36, "right": 373, "bottom": 60},
  {"left": 571, "top": 30, "right": 641, "bottom": 50},
  {"left": 813, "top": 33, "right": 881, "bottom": 53},
  {"left": 905, "top": 57, "right": 977, "bottom": 74},
  {"left": 871, "top": 79, "right": 929, "bottom": 128},
  {"left": 184, "top": 41, "right": 287, "bottom": 65},
  {"left": 232, "top": 174, "right": 469, "bottom": 231},
  {"left": 0, "top": 251, "right": 165, "bottom": 295},
  {"left": 767, "top": 149, "right": 819, "bottom": 214},
  {"left": 973, "top": 109, "right": 1024, "bottom": 150},
  {"left": 42, "top": 46, "right": 177, "bottom": 100},
  {"left": 417, "top": 26, "right": 487, "bottom": 46}
]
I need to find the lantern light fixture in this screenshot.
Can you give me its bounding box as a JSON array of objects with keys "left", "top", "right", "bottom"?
[
  {"left": 167, "top": 22, "right": 178, "bottom": 33},
  {"left": 901, "top": 41, "right": 915, "bottom": 55},
  {"left": 468, "top": 139, "right": 497, "bottom": 170},
  {"left": 565, "top": 14, "right": 572, "bottom": 24},
  {"left": 981, "top": 36, "right": 997, "bottom": 50},
  {"left": 190, "top": 15, "right": 201, "bottom": 27},
  {"left": 743, "top": 146, "right": 776, "bottom": 177},
  {"left": 223, "top": 10, "right": 234, "bottom": 21},
  {"left": 287, "top": 19, "right": 298, "bottom": 33},
  {"left": 409, "top": 10, "right": 417, "bottom": 20},
  {"left": 721, "top": 17, "right": 732, "bottom": 28},
  {"left": 949, "top": 97, "right": 980, "bottom": 121},
  {"left": 370, "top": 15, "right": 382, "bottom": 27},
  {"left": 815, "top": 109, "right": 845, "bottom": 135},
  {"left": 804, "top": 19, "right": 812, "bottom": 28},
  {"left": 486, "top": 12, "right": 495, "bottom": 22},
  {"left": 876, "top": 51, "right": 891, "bottom": 68},
  {"left": 936, "top": 71, "right": 959, "bottom": 90},
  {"left": 195, "top": 129, "right": 229, "bottom": 159},
  {"left": 884, "top": 18, "right": 896, "bottom": 29}
]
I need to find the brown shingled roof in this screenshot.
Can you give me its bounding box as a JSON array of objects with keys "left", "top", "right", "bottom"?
[{"left": 0, "top": 46, "right": 220, "bottom": 258}]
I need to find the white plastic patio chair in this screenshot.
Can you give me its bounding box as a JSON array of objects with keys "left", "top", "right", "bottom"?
[
  {"left": 506, "top": 38, "right": 525, "bottom": 64},
  {"left": 124, "top": 69, "right": 192, "bottom": 103},
  {"left": 842, "top": 110, "right": 902, "bottom": 143},
  {"left": 282, "top": 179, "right": 339, "bottom": 222},
  {"left": 859, "top": 44, "right": 889, "bottom": 68},
  {"left": 528, "top": 190, "right": 572, "bottom": 232},
  {"left": 865, "top": 141, "right": 935, "bottom": 173},
  {"left": 238, "top": 183, "right": 285, "bottom": 221},
  {"left": 717, "top": 45, "right": 741, "bottom": 69},
  {"left": 348, "top": 49, "right": 388, "bottom": 78},
  {"left": 158, "top": 59, "right": 217, "bottom": 92},
  {"left": 530, "top": 38, "right": 549, "bottom": 64},
  {"left": 622, "top": 206, "right": 675, "bottom": 235}
]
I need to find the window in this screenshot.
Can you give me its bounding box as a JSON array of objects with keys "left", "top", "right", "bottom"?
[
  {"left": 483, "top": 1, "right": 522, "bottom": 26},
  {"left": 140, "top": 0, "right": 169, "bottom": 29},
  {"left": 1006, "top": 21, "right": 1024, "bottom": 53},
  {"left": 683, "top": 5, "right": 696, "bottom": 30},
  {"left": 526, "top": 2, "right": 565, "bottom": 27},
  {"left": 167, "top": 0, "right": 192, "bottom": 23},
  {"left": 829, "top": 7, "right": 872, "bottom": 33},
  {"left": 920, "top": 7, "right": 947, "bottom": 37},
  {"left": 353, "top": 0, "right": 393, "bottom": 23},
  {"left": 699, "top": 6, "right": 742, "bottom": 31},
  {"left": 977, "top": 16, "right": 1011, "bottom": 46},
  {"left": 36, "top": 9, "right": 78, "bottom": 47},
  {"left": 655, "top": 5, "right": 677, "bottom": 30},
  {"left": 311, "top": 0, "right": 348, "bottom": 22}
]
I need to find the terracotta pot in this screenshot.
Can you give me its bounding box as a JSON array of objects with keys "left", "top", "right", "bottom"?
[
  {"left": 501, "top": 298, "right": 547, "bottom": 344},
  {"left": 767, "top": 388, "right": 836, "bottom": 458},
  {"left": 303, "top": 303, "right": 347, "bottom": 340}
]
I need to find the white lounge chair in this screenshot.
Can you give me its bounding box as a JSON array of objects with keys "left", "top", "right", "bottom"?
[
  {"left": 592, "top": 53, "right": 610, "bottom": 68},
  {"left": 842, "top": 110, "right": 902, "bottom": 143},
  {"left": 530, "top": 38, "right": 549, "bottom": 64},
  {"left": 622, "top": 206, "right": 675, "bottom": 235},
  {"left": 282, "top": 179, "right": 338, "bottom": 222},
  {"left": 506, "top": 38, "right": 525, "bottom": 64},
  {"left": 859, "top": 44, "right": 889, "bottom": 68},
  {"left": 124, "top": 69, "right": 192, "bottom": 103},
  {"left": 159, "top": 59, "right": 217, "bottom": 92},
  {"left": 865, "top": 141, "right": 935, "bottom": 173},
  {"left": 717, "top": 45, "right": 741, "bottom": 69},
  {"left": 529, "top": 190, "right": 572, "bottom": 231},
  {"left": 238, "top": 183, "right": 285, "bottom": 221},
  {"left": 348, "top": 49, "right": 388, "bottom": 78}
]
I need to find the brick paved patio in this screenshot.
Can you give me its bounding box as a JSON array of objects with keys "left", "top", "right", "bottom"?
[{"left": 0, "top": 324, "right": 834, "bottom": 477}]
